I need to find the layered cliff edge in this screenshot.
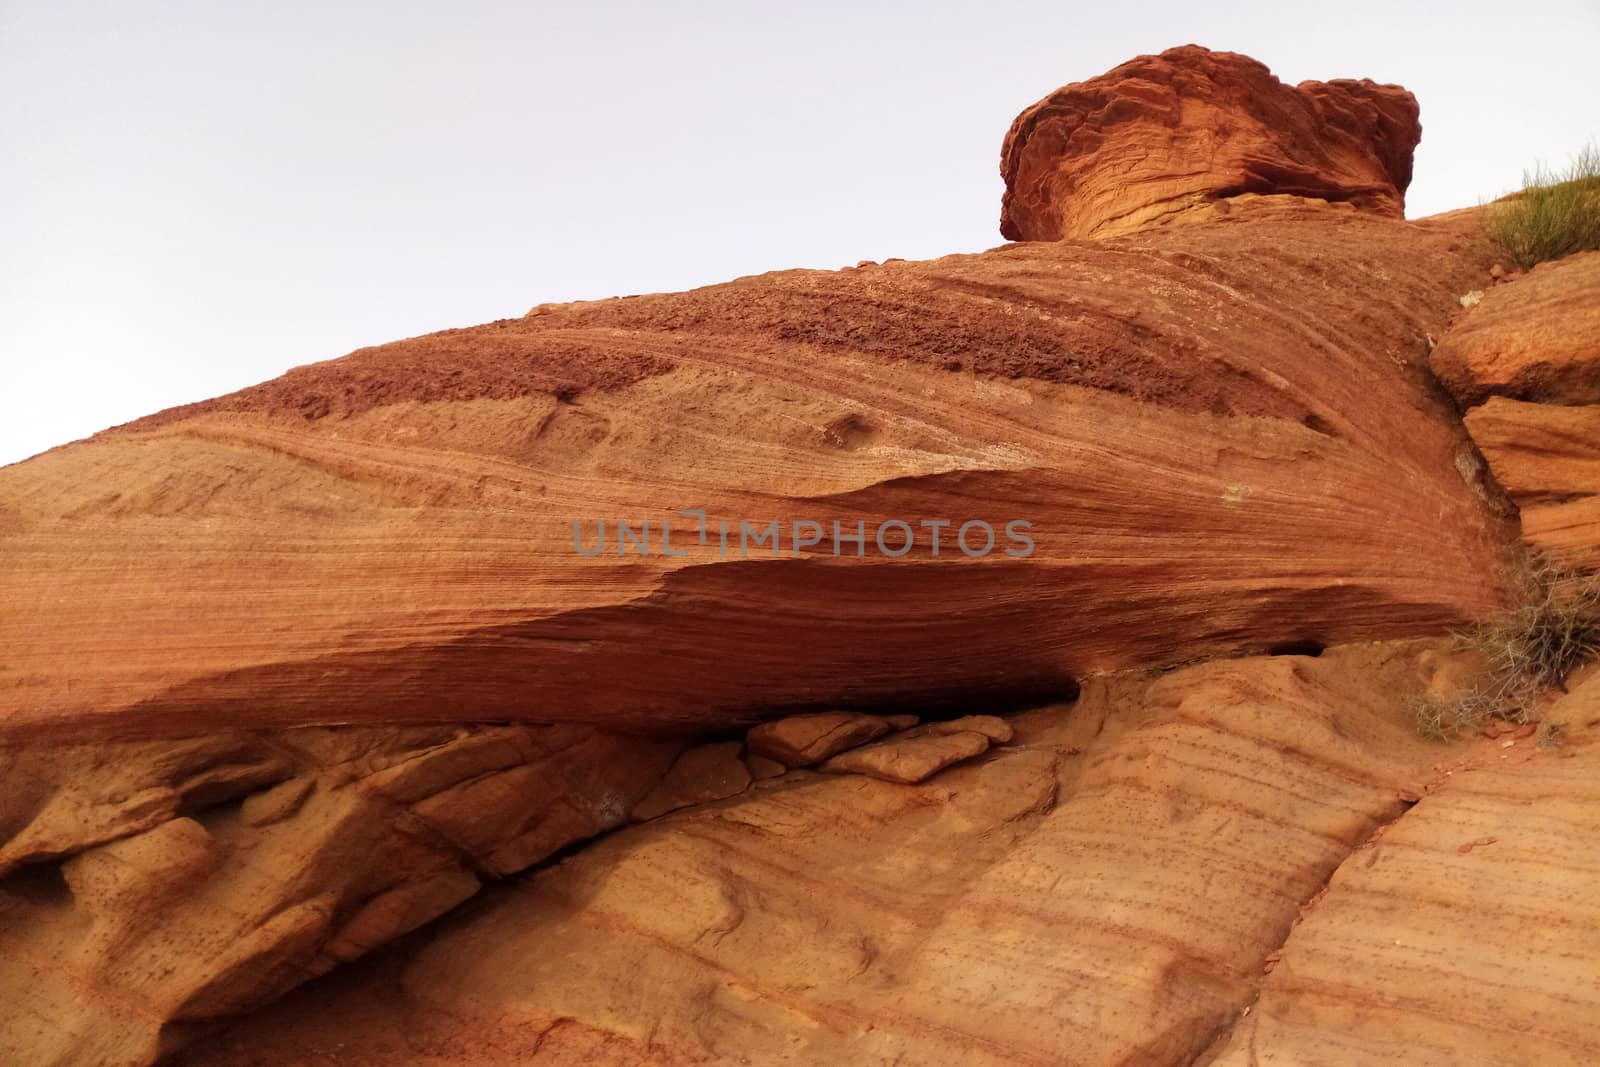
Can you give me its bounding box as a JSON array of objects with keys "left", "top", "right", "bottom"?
[{"left": 4, "top": 44, "right": 1600, "bottom": 1067}]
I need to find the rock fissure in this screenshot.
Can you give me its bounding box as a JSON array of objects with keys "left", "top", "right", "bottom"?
[{"left": 1192, "top": 790, "right": 1426, "bottom": 1066}]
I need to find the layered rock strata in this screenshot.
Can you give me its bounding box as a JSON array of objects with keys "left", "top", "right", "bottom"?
[
  {"left": 1000, "top": 45, "right": 1421, "bottom": 241},
  {"left": 0, "top": 204, "right": 1510, "bottom": 742}
]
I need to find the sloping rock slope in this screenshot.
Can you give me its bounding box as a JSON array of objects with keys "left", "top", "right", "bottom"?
[
  {"left": 0, "top": 44, "right": 1571, "bottom": 1067},
  {"left": 1213, "top": 668, "right": 1600, "bottom": 1067}
]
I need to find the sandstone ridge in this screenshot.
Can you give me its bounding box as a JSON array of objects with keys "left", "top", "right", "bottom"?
[{"left": 0, "top": 202, "right": 1509, "bottom": 741}]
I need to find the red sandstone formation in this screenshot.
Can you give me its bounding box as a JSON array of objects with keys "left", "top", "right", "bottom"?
[
  {"left": 6, "top": 45, "right": 1600, "bottom": 1067},
  {"left": 1000, "top": 45, "right": 1421, "bottom": 241},
  {"left": 0, "top": 203, "right": 1510, "bottom": 743}
]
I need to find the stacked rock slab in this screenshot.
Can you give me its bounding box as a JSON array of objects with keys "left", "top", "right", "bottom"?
[
  {"left": 1432, "top": 250, "right": 1600, "bottom": 570},
  {"left": 820, "top": 714, "right": 1015, "bottom": 783},
  {"left": 629, "top": 712, "right": 1006, "bottom": 820}
]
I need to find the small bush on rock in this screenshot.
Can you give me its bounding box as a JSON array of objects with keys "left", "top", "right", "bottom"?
[
  {"left": 1413, "top": 553, "right": 1600, "bottom": 739},
  {"left": 1483, "top": 142, "right": 1600, "bottom": 269}
]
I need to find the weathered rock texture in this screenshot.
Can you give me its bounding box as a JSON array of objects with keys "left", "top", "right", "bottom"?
[
  {"left": 819, "top": 728, "right": 991, "bottom": 783},
  {"left": 3, "top": 704, "right": 995, "bottom": 1065},
  {"left": 1466, "top": 399, "right": 1600, "bottom": 570},
  {"left": 0, "top": 725, "right": 679, "bottom": 1067},
  {"left": 1433, "top": 251, "right": 1600, "bottom": 569},
  {"left": 173, "top": 643, "right": 1579, "bottom": 1067},
  {"left": 0, "top": 202, "right": 1510, "bottom": 742},
  {"left": 1431, "top": 250, "right": 1600, "bottom": 408},
  {"left": 1214, "top": 668, "right": 1600, "bottom": 1066},
  {"left": 1000, "top": 45, "right": 1421, "bottom": 241},
  {"left": 628, "top": 741, "right": 751, "bottom": 821}
]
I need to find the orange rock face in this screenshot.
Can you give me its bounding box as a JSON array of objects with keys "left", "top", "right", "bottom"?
[
  {"left": 1000, "top": 45, "right": 1421, "bottom": 241},
  {"left": 0, "top": 202, "right": 1511, "bottom": 743},
  {"left": 1215, "top": 670, "right": 1600, "bottom": 1066}
]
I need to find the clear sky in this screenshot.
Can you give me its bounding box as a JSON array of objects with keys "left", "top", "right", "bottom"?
[{"left": 3, "top": 1, "right": 1597, "bottom": 467}]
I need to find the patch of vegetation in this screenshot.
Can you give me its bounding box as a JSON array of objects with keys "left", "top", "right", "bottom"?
[
  {"left": 1483, "top": 142, "right": 1600, "bottom": 270},
  {"left": 1408, "top": 687, "right": 1506, "bottom": 742},
  {"left": 1412, "top": 553, "right": 1600, "bottom": 739}
]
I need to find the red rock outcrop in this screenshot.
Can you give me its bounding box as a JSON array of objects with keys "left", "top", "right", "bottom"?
[
  {"left": 1000, "top": 45, "right": 1421, "bottom": 241},
  {"left": 0, "top": 202, "right": 1510, "bottom": 743},
  {"left": 1465, "top": 398, "right": 1600, "bottom": 570}
]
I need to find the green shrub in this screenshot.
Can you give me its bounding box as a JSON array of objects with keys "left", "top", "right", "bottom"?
[
  {"left": 1483, "top": 142, "right": 1600, "bottom": 269},
  {"left": 1413, "top": 553, "right": 1600, "bottom": 739},
  {"left": 1478, "top": 143, "right": 1600, "bottom": 271}
]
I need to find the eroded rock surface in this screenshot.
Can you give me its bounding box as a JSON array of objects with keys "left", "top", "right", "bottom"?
[
  {"left": 1000, "top": 45, "right": 1420, "bottom": 241},
  {"left": 1214, "top": 670, "right": 1600, "bottom": 1066},
  {"left": 0, "top": 46, "right": 1570, "bottom": 1067},
  {"left": 1431, "top": 251, "right": 1600, "bottom": 408},
  {"left": 817, "top": 714, "right": 1017, "bottom": 782},
  {"left": 1465, "top": 398, "right": 1600, "bottom": 570},
  {"left": 172, "top": 643, "right": 1482, "bottom": 1067},
  {"left": 819, "top": 728, "right": 992, "bottom": 783},
  {"left": 0, "top": 725, "right": 677, "bottom": 1067},
  {"left": 0, "top": 735, "right": 292, "bottom": 875},
  {"left": 897, "top": 713, "right": 1013, "bottom": 743},
  {"left": 745, "top": 712, "right": 897, "bottom": 768},
  {"left": 628, "top": 741, "right": 751, "bottom": 821}
]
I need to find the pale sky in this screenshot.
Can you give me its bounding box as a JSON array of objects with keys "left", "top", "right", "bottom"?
[{"left": 3, "top": 1, "right": 1597, "bottom": 468}]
